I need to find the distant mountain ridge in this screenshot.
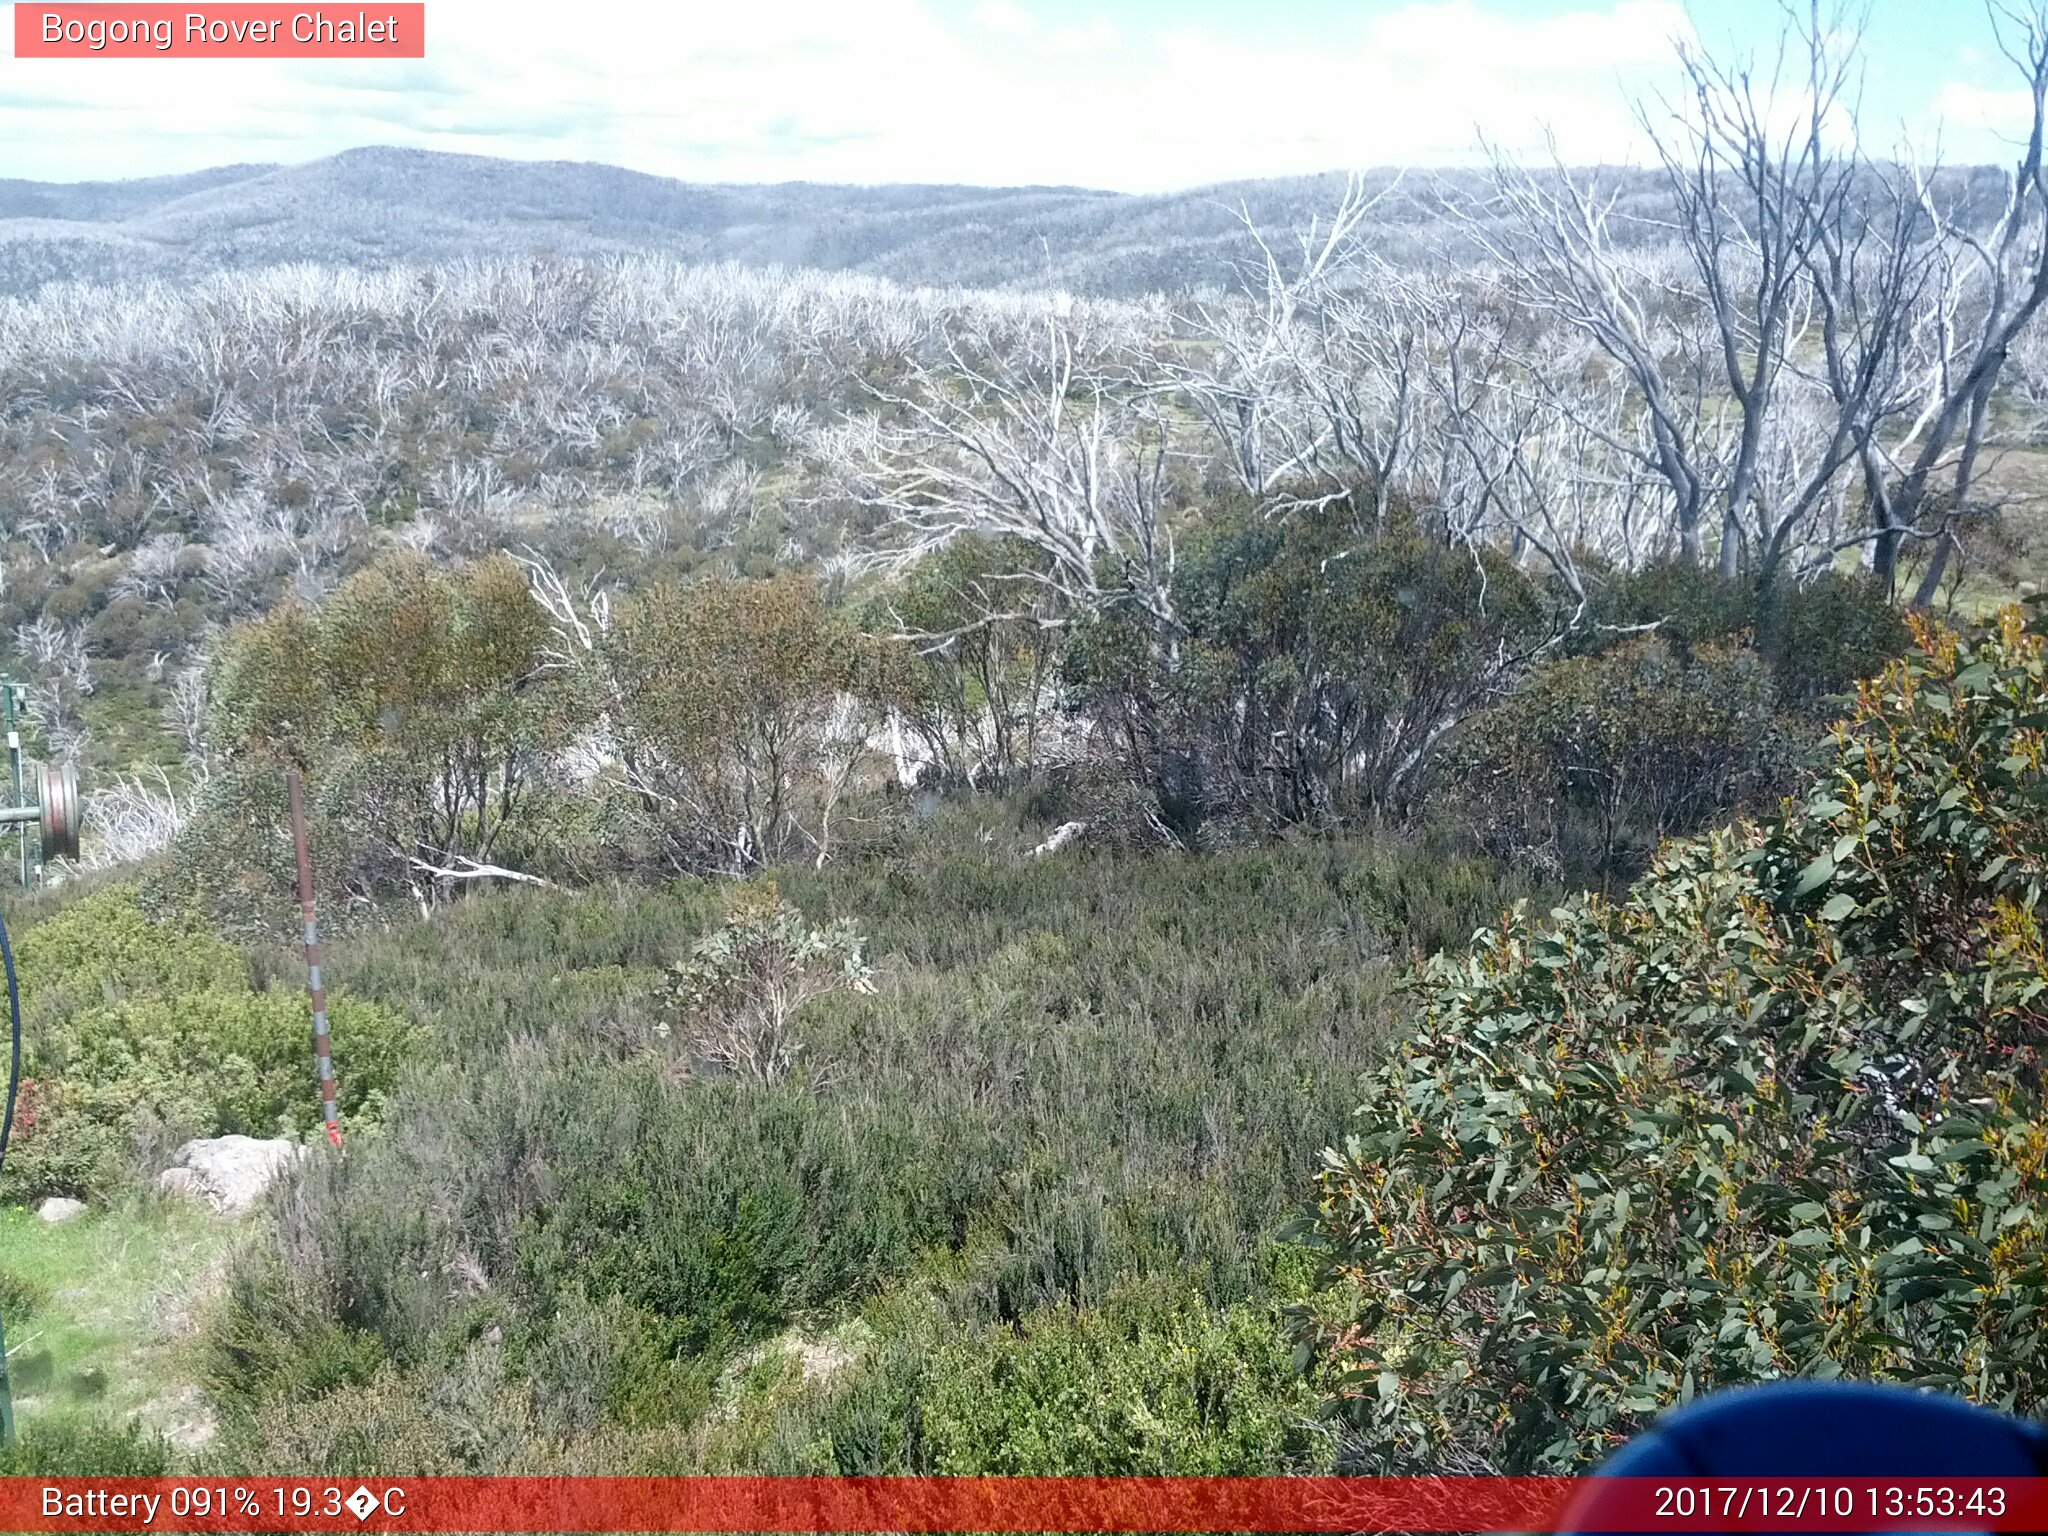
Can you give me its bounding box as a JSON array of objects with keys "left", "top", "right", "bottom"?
[
  {"left": 0, "top": 145, "right": 1446, "bottom": 297},
  {"left": 0, "top": 146, "right": 2011, "bottom": 300}
]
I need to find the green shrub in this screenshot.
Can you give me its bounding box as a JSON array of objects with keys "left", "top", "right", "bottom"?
[
  {"left": 17, "top": 883, "right": 245, "bottom": 1014},
  {"left": 608, "top": 575, "right": 894, "bottom": 873},
  {"left": 209, "top": 1363, "right": 553, "bottom": 1477},
  {"left": 0, "top": 1416, "right": 170, "bottom": 1475},
  {"left": 908, "top": 1285, "right": 1328, "bottom": 1474},
  {"left": 49, "top": 990, "right": 408, "bottom": 1142},
  {"left": 4, "top": 886, "right": 416, "bottom": 1200},
  {"left": 1300, "top": 607, "right": 2048, "bottom": 1472},
  {"left": 1575, "top": 563, "right": 1906, "bottom": 710},
  {"left": 754, "top": 1283, "right": 1325, "bottom": 1475},
  {"left": 1750, "top": 572, "right": 1910, "bottom": 710},
  {"left": 0, "top": 1266, "right": 51, "bottom": 1319},
  {"left": 203, "top": 1159, "right": 412, "bottom": 1409},
  {"left": 516, "top": 1286, "right": 718, "bottom": 1436},
  {"left": 207, "top": 1301, "right": 390, "bottom": 1404},
  {"left": 144, "top": 766, "right": 326, "bottom": 943},
  {"left": 511, "top": 1069, "right": 973, "bottom": 1358},
  {"left": 665, "top": 884, "right": 873, "bottom": 1081},
  {"left": 1068, "top": 488, "right": 1548, "bottom": 830},
  {"left": 872, "top": 536, "right": 1064, "bottom": 788},
  {"left": 1455, "top": 637, "right": 1802, "bottom": 887},
  {"left": 198, "top": 553, "right": 589, "bottom": 910}
]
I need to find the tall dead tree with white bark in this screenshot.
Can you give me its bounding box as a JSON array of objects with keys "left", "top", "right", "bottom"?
[
  {"left": 1173, "top": 175, "right": 1403, "bottom": 500},
  {"left": 849, "top": 314, "right": 1181, "bottom": 643},
  {"left": 1890, "top": 2, "right": 2048, "bottom": 603},
  {"left": 1469, "top": 0, "right": 2048, "bottom": 600}
]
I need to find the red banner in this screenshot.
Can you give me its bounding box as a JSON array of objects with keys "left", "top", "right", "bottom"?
[
  {"left": 4, "top": 1477, "right": 2048, "bottom": 1533},
  {"left": 14, "top": 5, "right": 424, "bottom": 58}
]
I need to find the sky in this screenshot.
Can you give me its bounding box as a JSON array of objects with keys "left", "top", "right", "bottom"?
[{"left": 0, "top": 0, "right": 2037, "bottom": 192}]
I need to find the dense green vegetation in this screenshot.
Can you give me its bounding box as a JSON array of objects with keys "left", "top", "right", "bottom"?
[
  {"left": 1454, "top": 565, "right": 1905, "bottom": 887},
  {"left": 1, "top": 886, "right": 412, "bottom": 1201},
  {"left": 194, "top": 821, "right": 1451, "bottom": 1473},
  {"left": 8, "top": 476, "right": 2030, "bottom": 1478},
  {"left": 167, "top": 493, "right": 1904, "bottom": 917},
  {"left": 1303, "top": 609, "right": 2048, "bottom": 1470}
]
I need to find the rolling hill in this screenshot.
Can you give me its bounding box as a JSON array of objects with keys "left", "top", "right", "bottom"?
[{"left": 0, "top": 146, "right": 1492, "bottom": 296}]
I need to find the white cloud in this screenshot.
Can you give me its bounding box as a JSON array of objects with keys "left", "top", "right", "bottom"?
[
  {"left": 0, "top": 0, "right": 1988, "bottom": 191},
  {"left": 1933, "top": 79, "right": 2035, "bottom": 136},
  {"left": 970, "top": 0, "right": 1035, "bottom": 39},
  {"left": 1042, "top": 20, "right": 1119, "bottom": 56},
  {"left": 1370, "top": 0, "right": 1688, "bottom": 74}
]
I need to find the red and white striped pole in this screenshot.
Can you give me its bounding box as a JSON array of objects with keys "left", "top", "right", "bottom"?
[{"left": 287, "top": 767, "right": 342, "bottom": 1148}]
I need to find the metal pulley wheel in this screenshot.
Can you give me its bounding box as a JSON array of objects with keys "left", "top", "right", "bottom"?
[{"left": 38, "top": 763, "right": 79, "bottom": 862}]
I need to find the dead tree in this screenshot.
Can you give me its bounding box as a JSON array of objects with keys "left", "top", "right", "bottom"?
[
  {"left": 848, "top": 314, "right": 1182, "bottom": 644},
  {"left": 1467, "top": 2, "right": 2048, "bottom": 596},
  {"left": 1892, "top": 2, "right": 2048, "bottom": 603}
]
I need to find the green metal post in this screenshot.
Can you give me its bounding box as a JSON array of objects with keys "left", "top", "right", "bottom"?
[{"left": 4, "top": 683, "right": 22, "bottom": 889}]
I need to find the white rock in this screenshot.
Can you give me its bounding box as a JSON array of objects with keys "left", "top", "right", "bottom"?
[
  {"left": 36, "top": 1196, "right": 86, "bottom": 1223},
  {"left": 157, "top": 1135, "right": 306, "bottom": 1216},
  {"left": 1029, "top": 819, "right": 1089, "bottom": 858},
  {"left": 157, "top": 1167, "right": 206, "bottom": 1203}
]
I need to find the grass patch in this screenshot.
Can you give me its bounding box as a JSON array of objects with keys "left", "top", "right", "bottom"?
[{"left": 0, "top": 1198, "right": 237, "bottom": 1456}]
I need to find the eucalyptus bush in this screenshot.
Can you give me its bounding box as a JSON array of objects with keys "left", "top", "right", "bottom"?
[
  {"left": 200, "top": 552, "right": 587, "bottom": 909},
  {"left": 1454, "top": 636, "right": 1800, "bottom": 887},
  {"left": 665, "top": 885, "right": 874, "bottom": 1082},
  {"left": 608, "top": 576, "right": 893, "bottom": 874},
  {"left": 877, "top": 536, "right": 1064, "bottom": 790},
  {"left": 1066, "top": 488, "right": 1549, "bottom": 833},
  {"left": 1301, "top": 607, "right": 2048, "bottom": 1472}
]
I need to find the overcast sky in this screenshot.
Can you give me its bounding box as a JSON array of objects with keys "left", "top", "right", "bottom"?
[{"left": 0, "top": 0, "right": 2036, "bottom": 191}]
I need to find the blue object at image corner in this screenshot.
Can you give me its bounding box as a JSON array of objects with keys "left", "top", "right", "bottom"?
[{"left": 1560, "top": 1382, "right": 2048, "bottom": 1536}]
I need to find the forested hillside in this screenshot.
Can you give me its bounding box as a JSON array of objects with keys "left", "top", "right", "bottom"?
[
  {"left": 0, "top": 147, "right": 2014, "bottom": 299},
  {"left": 5, "top": 1, "right": 2048, "bottom": 1482},
  {"left": 0, "top": 151, "right": 1671, "bottom": 297}
]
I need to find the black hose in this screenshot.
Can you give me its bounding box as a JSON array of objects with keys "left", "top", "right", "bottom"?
[{"left": 0, "top": 905, "right": 18, "bottom": 1173}]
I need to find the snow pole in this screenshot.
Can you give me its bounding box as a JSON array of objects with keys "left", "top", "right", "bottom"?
[{"left": 287, "top": 768, "right": 342, "bottom": 1148}]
